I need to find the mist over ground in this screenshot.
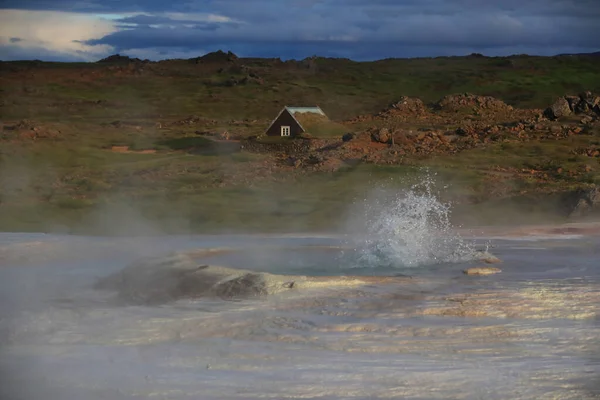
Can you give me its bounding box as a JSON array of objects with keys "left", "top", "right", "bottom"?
[{"left": 1, "top": 2, "right": 600, "bottom": 399}]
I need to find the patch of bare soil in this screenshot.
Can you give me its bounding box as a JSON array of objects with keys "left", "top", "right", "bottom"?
[{"left": 109, "top": 146, "right": 157, "bottom": 154}]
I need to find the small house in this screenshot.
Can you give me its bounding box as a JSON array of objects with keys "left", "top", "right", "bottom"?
[{"left": 265, "top": 106, "right": 327, "bottom": 137}]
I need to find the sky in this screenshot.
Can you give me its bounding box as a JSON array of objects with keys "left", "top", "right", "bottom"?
[{"left": 0, "top": 0, "right": 599, "bottom": 62}]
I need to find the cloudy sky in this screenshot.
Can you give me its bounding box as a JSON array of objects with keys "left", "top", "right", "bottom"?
[{"left": 0, "top": 0, "right": 598, "bottom": 62}]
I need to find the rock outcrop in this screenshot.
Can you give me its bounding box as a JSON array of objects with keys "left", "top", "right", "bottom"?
[
  {"left": 577, "top": 91, "right": 600, "bottom": 113},
  {"left": 94, "top": 252, "right": 412, "bottom": 305},
  {"left": 545, "top": 91, "right": 600, "bottom": 120},
  {"left": 94, "top": 253, "right": 297, "bottom": 304},
  {"left": 193, "top": 50, "right": 238, "bottom": 64},
  {"left": 436, "top": 93, "right": 513, "bottom": 113},
  {"left": 371, "top": 127, "right": 391, "bottom": 143},
  {"left": 382, "top": 96, "right": 428, "bottom": 116},
  {"left": 97, "top": 54, "right": 145, "bottom": 64},
  {"left": 545, "top": 97, "right": 572, "bottom": 119}
]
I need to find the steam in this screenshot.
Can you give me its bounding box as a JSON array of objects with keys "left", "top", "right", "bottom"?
[{"left": 343, "top": 173, "right": 477, "bottom": 268}]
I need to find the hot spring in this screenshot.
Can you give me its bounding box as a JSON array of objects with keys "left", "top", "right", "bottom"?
[{"left": 1, "top": 183, "right": 599, "bottom": 399}]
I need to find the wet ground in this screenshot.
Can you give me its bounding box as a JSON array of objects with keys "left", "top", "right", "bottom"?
[{"left": 0, "top": 231, "right": 599, "bottom": 399}]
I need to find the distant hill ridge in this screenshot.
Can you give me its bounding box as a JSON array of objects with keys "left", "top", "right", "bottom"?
[
  {"left": 97, "top": 54, "right": 147, "bottom": 63},
  {"left": 556, "top": 51, "right": 600, "bottom": 57},
  {"left": 91, "top": 50, "right": 600, "bottom": 64}
]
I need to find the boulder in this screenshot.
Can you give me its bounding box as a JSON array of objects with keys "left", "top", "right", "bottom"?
[
  {"left": 575, "top": 101, "right": 590, "bottom": 113},
  {"left": 342, "top": 132, "right": 355, "bottom": 142},
  {"left": 549, "top": 92, "right": 599, "bottom": 118},
  {"left": 371, "top": 128, "right": 391, "bottom": 143},
  {"left": 579, "top": 91, "right": 600, "bottom": 109},
  {"left": 565, "top": 95, "right": 581, "bottom": 112},
  {"left": 387, "top": 96, "right": 428, "bottom": 115},
  {"left": 544, "top": 97, "right": 572, "bottom": 120}
]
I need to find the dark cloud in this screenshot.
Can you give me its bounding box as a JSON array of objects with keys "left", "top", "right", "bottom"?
[
  {"left": 113, "top": 15, "right": 224, "bottom": 32},
  {"left": 0, "top": 0, "right": 153, "bottom": 12},
  {"left": 9, "top": 37, "right": 23, "bottom": 43},
  {"left": 2, "top": 0, "right": 599, "bottom": 61},
  {"left": 4, "top": 0, "right": 600, "bottom": 17},
  {"left": 0, "top": 0, "right": 186, "bottom": 12}
]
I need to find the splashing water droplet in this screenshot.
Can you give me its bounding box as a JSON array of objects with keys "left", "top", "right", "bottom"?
[{"left": 344, "top": 174, "right": 477, "bottom": 268}]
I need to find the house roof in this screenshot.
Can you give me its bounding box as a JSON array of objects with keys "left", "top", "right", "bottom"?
[
  {"left": 285, "top": 106, "right": 325, "bottom": 116},
  {"left": 265, "top": 105, "right": 327, "bottom": 134}
]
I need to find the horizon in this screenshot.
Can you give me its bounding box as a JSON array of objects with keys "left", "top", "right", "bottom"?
[
  {"left": 1, "top": 1, "right": 599, "bottom": 62},
  {"left": 3, "top": 48, "right": 600, "bottom": 64}
]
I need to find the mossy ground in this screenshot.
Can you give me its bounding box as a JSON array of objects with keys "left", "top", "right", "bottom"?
[{"left": 1, "top": 54, "right": 599, "bottom": 234}]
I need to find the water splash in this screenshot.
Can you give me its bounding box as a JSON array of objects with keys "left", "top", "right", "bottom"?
[{"left": 345, "top": 174, "right": 477, "bottom": 268}]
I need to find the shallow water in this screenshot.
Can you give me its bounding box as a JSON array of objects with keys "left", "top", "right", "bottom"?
[{"left": 0, "top": 232, "right": 599, "bottom": 399}]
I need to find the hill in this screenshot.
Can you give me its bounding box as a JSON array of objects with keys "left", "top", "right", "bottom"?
[
  {"left": 1, "top": 53, "right": 599, "bottom": 234},
  {"left": 556, "top": 51, "right": 600, "bottom": 57}
]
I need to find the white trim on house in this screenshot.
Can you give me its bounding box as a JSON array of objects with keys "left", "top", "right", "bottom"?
[{"left": 281, "top": 125, "right": 291, "bottom": 136}]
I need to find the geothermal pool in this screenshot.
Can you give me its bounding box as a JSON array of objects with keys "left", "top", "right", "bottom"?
[{"left": 0, "top": 228, "right": 599, "bottom": 400}]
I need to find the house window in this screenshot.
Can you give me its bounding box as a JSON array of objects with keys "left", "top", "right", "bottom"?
[{"left": 281, "top": 126, "right": 291, "bottom": 136}]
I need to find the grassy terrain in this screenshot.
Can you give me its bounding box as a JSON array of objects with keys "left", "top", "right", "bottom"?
[
  {"left": 3, "top": 54, "right": 600, "bottom": 122},
  {"left": 1, "top": 53, "right": 599, "bottom": 234}
]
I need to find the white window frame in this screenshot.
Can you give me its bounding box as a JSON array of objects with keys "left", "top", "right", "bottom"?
[{"left": 281, "top": 126, "right": 291, "bottom": 137}]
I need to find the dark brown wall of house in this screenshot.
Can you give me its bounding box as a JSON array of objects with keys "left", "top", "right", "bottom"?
[{"left": 265, "top": 110, "right": 304, "bottom": 137}]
